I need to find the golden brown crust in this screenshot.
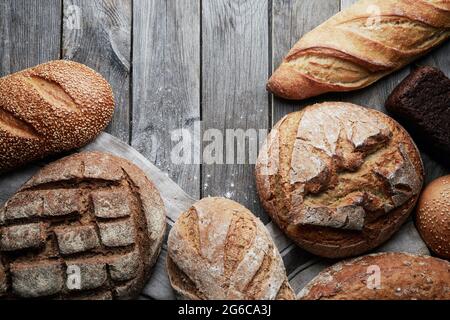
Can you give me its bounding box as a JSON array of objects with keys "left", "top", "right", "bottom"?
[
  {"left": 256, "top": 102, "right": 424, "bottom": 258},
  {"left": 268, "top": 0, "right": 450, "bottom": 100},
  {"left": 0, "top": 60, "right": 115, "bottom": 172},
  {"left": 298, "top": 252, "right": 450, "bottom": 300},
  {"left": 166, "top": 197, "right": 295, "bottom": 300},
  {"left": 416, "top": 175, "right": 450, "bottom": 259},
  {"left": 0, "top": 152, "right": 166, "bottom": 299}
]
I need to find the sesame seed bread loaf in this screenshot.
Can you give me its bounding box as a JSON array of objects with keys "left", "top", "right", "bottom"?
[
  {"left": 0, "top": 152, "right": 166, "bottom": 299},
  {"left": 167, "top": 197, "right": 295, "bottom": 300},
  {"left": 256, "top": 102, "right": 424, "bottom": 258},
  {"left": 0, "top": 60, "right": 115, "bottom": 173},
  {"left": 298, "top": 252, "right": 450, "bottom": 300},
  {"left": 416, "top": 175, "right": 450, "bottom": 260},
  {"left": 268, "top": 0, "right": 450, "bottom": 100}
]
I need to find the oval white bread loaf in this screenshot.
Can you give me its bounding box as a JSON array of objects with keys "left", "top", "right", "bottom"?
[
  {"left": 298, "top": 252, "right": 450, "bottom": 300},
  {"left": 268, "top": 0, "right": 450, "bottom": 100},
  {"left": 167, "top": 197, "right": 295, "bottom": 300},
  {"left": 0, "top": 60, "right": 115, "bottom": 172}
]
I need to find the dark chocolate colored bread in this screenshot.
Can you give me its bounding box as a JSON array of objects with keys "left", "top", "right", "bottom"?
[{"left": 385, "top": 66, "right": 450, "bottom": 156}]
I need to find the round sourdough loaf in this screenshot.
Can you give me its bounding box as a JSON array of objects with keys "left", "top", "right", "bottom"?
[
  {"left": 416, "top": 175, "right": 450, "bottom": 259},
  {"left": 167, "top": 197, "right": 295, "bottom": 300},
  {"left": 298, "top": 252, "right": 450, "bottom": 300},
  {"left": 0, "top": 60, "right": 115, "bottom": 173},
  {"left": 256, "top": 102, "right": 424, "bottom": 258},
  {"left": 0, "top": 152, "right": 166, "bottom": 299}
]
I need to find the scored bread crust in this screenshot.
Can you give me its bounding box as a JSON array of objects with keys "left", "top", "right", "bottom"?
[
  {"left": 166, "top": 197, "right": 295, "bottom": 300},
  {"left": 298, "top": 252, "right": 450, "bottom": 300},
  {"left": 268, "top": 0, "right": 450, "bottom": 100},
  {"left": 0, "top": 152, "right": 166, "bottom": 300},
  {"left": 0, "top": 60, "right": 115, "bottom": 173},
  {"left": 255, "top": 102, "right": 424, "bottom": 258}
]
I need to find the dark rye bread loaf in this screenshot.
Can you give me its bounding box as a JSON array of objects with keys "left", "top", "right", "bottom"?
[
  {"left": 298, "top": 252, "right": 450, "bottom": 300},
  {"left": 385, "top": 66, "right": 450, "bottom": 156},
  {"left": 0, "top": 60, "right": 115, "bottom": 173},
  {"left": 0, "top": 152, "right": 166, "bottom": 300},
  {"left": 256, "top": 102, "right": 424, "bottom": 258},
  {"left": 167, "top": 197, "right": 295, "bottom": 300}
]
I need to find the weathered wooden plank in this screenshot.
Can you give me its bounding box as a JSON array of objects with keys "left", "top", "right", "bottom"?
[
  {"left": 62, "top": 0, "right": 131, "bottom": 143},
  {"left": 271, "top": 0, "right": 340, "bottom": 124},
  {"left": 202, "top": 0, "right": 270, "bottom": 221},
  {"left": 0, "top": 0, "right": 61, "bottom": 76},
  {"left": 132, "top": 0, "right": 201, "bottom": 199}
]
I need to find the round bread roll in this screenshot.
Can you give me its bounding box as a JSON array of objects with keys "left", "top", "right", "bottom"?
[
  {"left": 298, "top": 252, "right": 450, "bottom": 300},
  {"left": 256, "top": 102, "right": 424, "bottom": 258},
  {"left": 167, "top": 197, "right": 295, "bottom": 300},
  {"left": 0, "top": 152, "right": 166, "bottom": 299},
  {"left": 416, "top": 175, "right": 450, "bottom": 259}
]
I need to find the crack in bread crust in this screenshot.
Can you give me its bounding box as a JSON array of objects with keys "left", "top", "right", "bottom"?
[{"left": 256, "top": 102, "right": 424, "bottom": 258}]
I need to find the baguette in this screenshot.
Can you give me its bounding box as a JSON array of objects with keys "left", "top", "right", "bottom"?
[
  {"left": 298, "top": 252, "right": 450, "bottom": 300},
  {"left": 268, "top": 0, "right": 450, "bottom": 100},
  {"left": 0, "top": 60, "right": 115, "bottom": 172},
  {"left": 167, "top": 197, "right": 295, "bottom": 300}
]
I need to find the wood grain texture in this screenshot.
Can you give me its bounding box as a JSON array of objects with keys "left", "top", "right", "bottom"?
[
  {"left": 132, "top": 0, "right": 201, "bottom": 199},
  {"left": 0, "top": 0, "right": 61, "bottom": 76},
  {"left": 202, "top": 0, "right": 270, "bottom": 221},
  {"left": 271, "top": 0, "right": 340, "bottom": 124},
  {"left": 62, "top": 0, "right": 131, "bottom": 143}
]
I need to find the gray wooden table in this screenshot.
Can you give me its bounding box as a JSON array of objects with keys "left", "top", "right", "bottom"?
[{"left": 1, "top": 0, "right": 448, "bottom": 300}]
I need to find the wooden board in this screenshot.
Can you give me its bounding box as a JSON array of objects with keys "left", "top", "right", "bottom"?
[
  {"left": 201, "top": 0, "right": 270, "bottom": 222},
  {"left": 62, "top": 0, "right": 132, "bottom": 143},
  {"left": 0, "top": 133, "right": 430, "bottom": 299},
  {"left": 0, "top": 0, "right": 61, "bottom": 75},
  {"left": 132, "top": 0, "right": 201, "bottom": 199}
]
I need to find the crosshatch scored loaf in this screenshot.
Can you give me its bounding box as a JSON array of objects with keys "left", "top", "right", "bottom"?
[
  {"left": 298, "top": 252, "right": 450, "bottom": 300},
  {"left": 0, "top": 60, "right": 115, "bottom": 173},
  {"left": 268, "top": 0, "right": 450, "bottom": 100},
  {"left": 256, "top": 102, "right": 424, "bottom": 258},
  {"left": 167, "top": 197, "right": 295, "bottom": 300},
  {"left": 0, "top": 152, "right": 166, "bottom": 299}
]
